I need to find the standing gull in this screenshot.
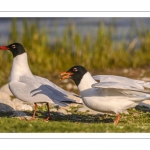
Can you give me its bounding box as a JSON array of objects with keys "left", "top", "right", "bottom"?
[
  {"left": 60, "top": 65, "right": 150, "bottom": 124},
  {"left": 0, "top": 43, "right": 81, "bottom": 120}
]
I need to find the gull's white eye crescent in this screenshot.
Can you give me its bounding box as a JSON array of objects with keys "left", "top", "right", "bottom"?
[
  {"left": 12, "top": 45, "right": 16, "bottom": 48},
  {"left": 73, "top": 68, "right": 78, "bottom": 72}
]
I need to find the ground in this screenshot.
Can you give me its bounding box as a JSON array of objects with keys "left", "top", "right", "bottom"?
[{"left": 0, "top": 105, "right": 150, "bottom": 132}]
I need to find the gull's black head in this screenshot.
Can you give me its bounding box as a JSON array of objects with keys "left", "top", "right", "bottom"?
[
  {"left": 0, "top": 43, "right": 26, "bottom": 57},
  {"left": 61, "top": 65, "right": 88, "bottom": 86}
]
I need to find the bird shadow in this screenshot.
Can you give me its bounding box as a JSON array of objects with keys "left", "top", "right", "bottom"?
[
  {"left": 0, "top": 104, "right": 113, "bottom": 123},
  {"left": 29, "top": 104, "right": 150, "bottom": 123},
  {"left": 1, "top": 102, "right": 150, "bottom": 124},
  {"left": 135, "top": 105, "right": 150, "bottom": 113},
  {"left": 0, "top": 103, "right": 15, "bottom": 117},
  {"left": 52, "top": 113, "right": 114, "bottom": 123},
  {"left": 0, "top": 103, "right": 33, "bottom": 118},
  {"left": 25, "top": 110, "right": 114, "bottom": 123},
  {"left": 0, "top": 103, "right": 113, "bottom": 123}
]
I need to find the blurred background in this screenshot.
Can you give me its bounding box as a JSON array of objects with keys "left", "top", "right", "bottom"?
[{"left": 1, "top": 17, "right": 150, "bottom": 93}]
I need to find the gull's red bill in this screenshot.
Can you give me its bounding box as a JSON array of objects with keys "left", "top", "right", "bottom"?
[{"left": 0, "top": 46, "right": 9, "bottom": 50}]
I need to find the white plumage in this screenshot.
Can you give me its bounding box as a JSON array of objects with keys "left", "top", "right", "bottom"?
[
  {"left": 61, "top": 65, "right": 150, "bottom": 124},
  {"left": 0, "top": 43, "right": 82, "bottom": 120}
]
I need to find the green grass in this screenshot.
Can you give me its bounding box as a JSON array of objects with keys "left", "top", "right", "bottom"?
[{"left": 0, "top": 106, "right": 150, "bottom": 132}]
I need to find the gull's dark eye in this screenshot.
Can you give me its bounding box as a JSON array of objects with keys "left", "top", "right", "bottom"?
[
  {"left": 12, "top": 45, "right": 16, "bottom": 48},
  {"left": 73, "top": 68, "right": 78, "bottom": 72}
]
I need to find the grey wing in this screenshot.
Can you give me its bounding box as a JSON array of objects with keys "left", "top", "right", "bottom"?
[
  {"left": 93, "top": 75, "right": 145, "bottom": 90},
  {"left": 34, "top": 75, "right": 71, "bottom": 95},
  {"left": 91, "top": 81, "right": 150, "bottom": 104},
  {"left": 34, "top": 75, "right": 82, "bottom": 103},
  {"left": 16, "top": 76, "right": 79, "bottom": 106},
  {"left": 92, "top": 82, "right": 137, "bottom": 90},
  {"left": 13, "top": 76, "right": 66, "bottom": 106},
  {"left": 134, "top": 79, "right": 150, "bottom": 89},
  {"left": 92, "top": 75, "right": 150, "bottom": 103},
  {"left": 92, "top": 81, "right": 150, "bottom": 94}
]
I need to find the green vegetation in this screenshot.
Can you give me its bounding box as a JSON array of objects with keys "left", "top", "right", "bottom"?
[
  {"left": 0, "top": 106, "right": 150, "bottom": 132},
  {"left": 0, "top": 18, "right": 150, "bottom": 87}
]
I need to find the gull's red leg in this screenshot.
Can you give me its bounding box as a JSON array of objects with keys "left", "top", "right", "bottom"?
[
  {"left": 114, "top": 114, "right": 121, "bottom": 124},
  {"left": 44, "top": 103, "right": 51, "bottom": 121},
  {"left": 30, "top": 103, "right": 38, "bottom": 120}
]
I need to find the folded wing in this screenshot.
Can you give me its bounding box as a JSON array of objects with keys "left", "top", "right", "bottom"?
[
  {"left": 34, "top": 76, "right": 82, "bottom": 103},
  {"left": 92, "top": 75, "right": 150, "bottom": 90},
  {"left": 17, "top": 76, "right": 82, "bottom": 106},
  {"left": 92, "top": 75, "right": 150, "bottom": 100}
]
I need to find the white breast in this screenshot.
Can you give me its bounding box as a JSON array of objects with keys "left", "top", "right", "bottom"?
[{"left": 10, "top": 53, "right": 34, "bottom": 81}]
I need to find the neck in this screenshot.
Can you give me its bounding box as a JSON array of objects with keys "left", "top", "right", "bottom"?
[
  {"left": 10, "top": 53, "right": 33, "bottom": 81},
  {"left": 78, "top": 72, "right": 97, "bottom": 91}
]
